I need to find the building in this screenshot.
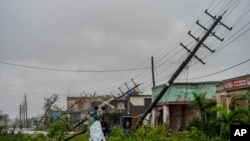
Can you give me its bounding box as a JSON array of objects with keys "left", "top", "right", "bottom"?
[
  {"left": 151, "top": 81, "right": 221, "bottom": 130},
  {"left": 216, "top": 74, "right": 250, "bottom": 110},
  {"left": 129, "top": 93, "right": 152, "bottom": 116},
  {"left": 126, "top": 91, "right": 152, "bottom": 126},
  {"left": 66, "top": 95, "right": 113, "bottom": 121},
  {"left": 66, "top": 92, "right": 151, "bottom": 127}
]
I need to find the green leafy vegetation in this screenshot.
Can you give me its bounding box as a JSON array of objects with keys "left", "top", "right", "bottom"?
[
  {"left": 0, "top": 123, "right": 227, "bottom": 141},
  {"left": 188, "top": 90, "right": 250, "bottom": 140},
  {"left": 1, "top": 90, "right": 249, "bottom": 140}
]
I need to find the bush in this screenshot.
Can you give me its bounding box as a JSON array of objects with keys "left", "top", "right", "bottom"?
[
  {"left": 187, "top": 117, "right": 205, "bottom": 131},
  {"left": 47, "top": 120, "right": 68, "bottom": 141},
  {"left": 188, "top": 117, "right": 221, "bottom": 138},
  {"left": 0, "top": 122, "right": 227, "bottom": 141}
]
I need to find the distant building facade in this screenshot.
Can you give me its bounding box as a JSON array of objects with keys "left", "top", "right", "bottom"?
[
  {"left": 216, "top": 74, "right": 250, "bottom": 110},
  {"left": 66, "top": 92, "right": 151, "bottom": 127},
  {"left": 129, "top": 94, "right": 152, "bottom": 116},
  {"left": 126, "top": 92, "right": 152, "bottom": 126},
  {"left": 66, "top": 95, "right": 113, "bottom": 121}
]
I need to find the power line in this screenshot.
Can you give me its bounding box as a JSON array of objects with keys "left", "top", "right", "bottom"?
[
  {"left": 0, "top": 61, "right": 150, "bottom": 72},
  {"left": 135, "top": 2, "right": 249, "bottom": 93},
  {"left": 1, "top": 0, "right": 247, "bottom": 97},
  {"left": 153, "top": 1, "right": 249, "bottom": 85},
  {"left": 103, "top": 0, "right": 219, "bottom": 91},
  {"left": 126, "top": 0, "right": 249, "bottom": 94},
  {"left": 182, "top": 58, "right": 250, "bottom": 80}
]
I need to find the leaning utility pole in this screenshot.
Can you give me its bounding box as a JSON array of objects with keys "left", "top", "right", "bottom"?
[
  {"left": 64, "top": 83, "right": 141, "bottom": 141},
  {"left": 136, "top": 9, "right": 232, "bottom": 127},
  {"left": 37, "top": 94, "right": 58, "bottom": 127},
  {"left": 71, "top": 83, "right": 141, "bottom": 130},
  {"left": 59, "top": 94, "right": 85, "bottom": 117}
]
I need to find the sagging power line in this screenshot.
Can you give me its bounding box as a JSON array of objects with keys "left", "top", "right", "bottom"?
[
  {"left": 136, "top": 8, "right": 232, "bottom": 127},
  {"left": 0, "top": 61, "right": 150, "bottom": 73}
]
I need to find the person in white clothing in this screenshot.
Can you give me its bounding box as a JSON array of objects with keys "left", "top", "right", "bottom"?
[{"left": 89, "top": 120, "right": 106, "bottom": 141}]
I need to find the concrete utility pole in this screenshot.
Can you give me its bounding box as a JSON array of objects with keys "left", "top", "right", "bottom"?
[
  {"left": 71, "top": 83, "right": 141, "bottom": 130},
  {"left": 65, "top": 83, "right": 141, "bottom": 141},
  {"left": 24, "top": 94, "right": 28, "bottom": 128},
  {"left": 19, "top": 104, "right": 22, "bottom": 129},
  {"left": 125, "top": 83, "right": 131, "bottom": 115},
  {"left": 136, "top": 10, "right": 232, "bottom": 127},
  {"left": 151, "top": 56, "right": 156, "bottom": 87}
]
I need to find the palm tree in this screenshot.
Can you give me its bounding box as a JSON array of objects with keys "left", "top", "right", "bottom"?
[
  {"left": 228, "top": 88, "right": 250, "bottom": 123},
  {"left": 191, "top": 92, "right": 216, "bottom": 122},
  {"left": 211, "top": 106, "right": 248, "bottom": 139}
]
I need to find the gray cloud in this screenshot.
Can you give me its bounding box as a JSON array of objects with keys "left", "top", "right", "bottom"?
[{"left": 0, "top": 0, "right": 249, "bottom": 119}]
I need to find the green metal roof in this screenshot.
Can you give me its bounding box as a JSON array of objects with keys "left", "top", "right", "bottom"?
[{"left": 152, "top": 81, "right": 222, "bottom": 103}]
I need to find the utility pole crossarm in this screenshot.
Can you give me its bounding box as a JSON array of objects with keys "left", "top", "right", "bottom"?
[
  {"left": 188, "top": 31, "right": 215, "bottom": 53},
  {"left": 132, "top": 78, "right": 141, "bottom": 93},
  {"left": 205, "top": 10, "right": 233, "bottom": 30},
  {"left": 71, "top": 83, "right": 141, "bottom": 130},
  {"left": 136, "top": 10, "right": 231, "bottom": 127},
  {"left": 196, "top": 20, "right": 224, "bottom": 41},
  {"left": 66, "top": 83, "right": 140, "bottom": 140},
  {"left": 180, "top": 43, "right": 205, "bottom": 65},
  {"left": 115, "top": 83, "right": 141, "bottom": 100}
]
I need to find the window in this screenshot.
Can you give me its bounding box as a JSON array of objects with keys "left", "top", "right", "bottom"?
[{"left": 144, "top": 98, "right": 152, "bottom": 110}]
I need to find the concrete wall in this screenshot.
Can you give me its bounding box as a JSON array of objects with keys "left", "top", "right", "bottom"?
[
  {"left": 169, "top": 104, "right": 198, "bottom": 130},
  {"left": 151, "top": 82, "right": 220, "bottom": 129}
]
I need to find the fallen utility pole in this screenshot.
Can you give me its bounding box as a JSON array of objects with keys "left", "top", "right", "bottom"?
[
  {"left": 71, "top": 83, "right": 141, "bottom": 130},
  {"left": 64, "top": 111, "right": 96, "bottom": 141},
  {"left": 65, "top": 83, "right": 141, "bottom": 141},
  {"left": 52, "top": 92, "right": 96, "bottom": 130},
  {"left": 71, "top": 110, "right": 97, "bottom": 130},
  {"left": 56, "top": 93, "right": 86, "bottom": 120},
  {"left": 37, "top": 94, "right": 58, "bottom": 127},
  {"left": 136, "top": 10, "right": 232, "bottom": 127},
  {"left": 63, "top": 96, "right": 85, "bottom": 114},
  {"left": 115, "top": 83, "right": 141, "bottom": 100}
]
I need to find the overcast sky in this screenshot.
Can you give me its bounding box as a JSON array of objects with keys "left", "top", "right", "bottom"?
[{"left": 0, "top": 0, "right": 249, "bottom": 119}]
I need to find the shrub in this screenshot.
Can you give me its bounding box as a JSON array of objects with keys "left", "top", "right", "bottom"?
[{"left": 47, "top": 120, "right": 68, "bottom": 141}]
